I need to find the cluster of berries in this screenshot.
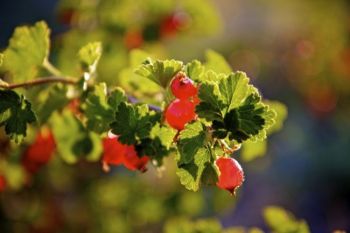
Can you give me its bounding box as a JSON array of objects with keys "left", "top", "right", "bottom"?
[
  {"left": 13, "top": 73, "right": 244, "bottom": 195},
  {"left": 165, "top": 72, "right": 199, "bottom": 130},
  {"left": 165, "top": 73, "right": 244, "bottom": 194}
]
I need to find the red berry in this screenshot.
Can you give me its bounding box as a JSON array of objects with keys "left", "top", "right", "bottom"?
[
  {"left": 191, "top": 94, "right": 200, "bottom": 106},
  {"left": 102, "top": 133, "right": 149, "bottom": 172},
  {"left": 160, "top": 12, "right": 189, "bottom": 38},
  {"left": 124, "top": 29, "right": 144, "bottom": 50},
  {"left": 215, "top": 157, "right": 244, "bottom": 195},
  {"left": 22, "top": 130, "right": 56, "bottom": 174},
  {"left": 102, "top": 136, "right": 126, "bottom": 167},
  {"left": 170, "top": 73, "right": 198, "bottom": 99},
  {"left": 0, "top": 175, "right": 6, "bottom": 192},
  {"left": 165, "top": 99, "right": 196, "bottom": 130},
  {"left": 123, "top": 146, "right": 149, "bottom": 172}
]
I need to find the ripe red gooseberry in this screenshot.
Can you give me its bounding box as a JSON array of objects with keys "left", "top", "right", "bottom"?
[
  {"left": 215, "top": 157, "right": 244, "bottom": 195},
  {"left": 165, "top": 98, "right": 196, "bottom": 130},
  {"left": 170, "top": 73, "right": 198, "bottom": 100}
]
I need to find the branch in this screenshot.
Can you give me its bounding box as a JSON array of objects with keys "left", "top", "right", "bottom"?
[{"left": 0, "top": 76, "right": 77, "bottom": 89}]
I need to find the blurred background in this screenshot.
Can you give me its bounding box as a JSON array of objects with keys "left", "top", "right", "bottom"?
[{"left": 0, "top": 0, "right": 350, "bottom": 232}]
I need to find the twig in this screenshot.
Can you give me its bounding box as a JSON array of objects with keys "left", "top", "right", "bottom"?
[
  {"left": 219, "top": 139, "right": 241, "bottom": 154},
  {"left": 0, "top": 76, "right": 77, "bottom": 90}
]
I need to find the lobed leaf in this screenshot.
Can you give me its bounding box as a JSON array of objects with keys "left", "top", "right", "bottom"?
[
  {"left": 177, "top": 122, "right": 207, "bottom": 165},
  {"left": 135, "top": 58, "right": 183, "bottom": 88},
  {"left": 3, "top": 21, "right": 50, "bottom": 81},
  {"left": 78, "top": 41, "right": 102, "bottom": 73},
  {"left": 83, "top": 83, "right": 126, "bottom": 134},
  {"left": 176, "top": 147, "right": 211, "bottom": 191},
  {"left": 110, "top": 102, "right": 160, "bottom": 145},
  {"left": 51, "top": 110, "right": 102, "bottom": 164},
  {"left": 184, "top": 60, "right": 204, "bottom": 82},
  {"left": 0, "top": 90, "right": 36, "bottom": 142},
  {"left": 36, "top": 85, "right": 69, "bottom": 124},
  {"left": 196, "top": 81, "right": 225, "bottom": 121}
]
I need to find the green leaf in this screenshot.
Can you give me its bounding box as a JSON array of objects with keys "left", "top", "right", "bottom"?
[
  {"left": 184, "top": 60, "right": 204, "bottom": 81},
  {"left": 36, "top": 85, "right": 69, "bottom": 124},
  {"left": 219, "top": 72, "right": 250, "bottom": 111},
  {"left": 119, "top": 50, "right": 161, "bottom": 95},
  {"left": 135, "top": 58, "right": 183, "bottom": 88},
  {"left": 83, "top": 83, "right": 126, "bottom": 134},
  {"left": 135, "top": 123, "right": 176, "bottom": 165},
  {"left": 201, "top": 163, "right": 218, "bottom": 186},
  {"left": 176, "top": 147, "right": 211, "bottom": 191},
  {"left": 241, "top": 140, "right": 267, "bottom": 162},
  {"left": 78, "top": 41, "right": 102, "bottom": 72},
  {"left": 263, "top": 206, "right": 310, "bottom": 233},
  {"left": 110, "top": 102, "right": 160, "bottom": 145},
  {"left": 3, "top": 21, "right": 50, "bottom": 81},
  {"left": 177, "top": 122, "right": 207, "bottom": 164},
  {"left": 196, "top": 81, "right": 225, "bottom": 121},
  {"left": 264, "top": 100, "right": 288, "bottom": 135},
  {"left": 0, "top": 53, "right": 3, "bottom": 66},
  {"left": 0, "top": 90, "right": 36, "bottom": 142},
  {"left": 205, "top": 50, "right": 232, "bottom": 74},
  {"left": 150, "top": 123, "right": 177, "bottom": 150},
  {"left": 223, "top": 94, "right": 271, "bottom": 142},
  {"left": 51, "top": 110, "right": 103, "bottom": 164}
]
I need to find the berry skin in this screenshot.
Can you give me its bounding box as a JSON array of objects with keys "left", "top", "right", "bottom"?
[
  {"left": 160, "top": 12, "right": 189, "bottom": 38},
  {"left": 124, "top": 29, "right": 144, "bottom": 50},
  {"left": 102, "top": 133, "right": 149, "bottom": 172},
  {"left": 102, "top": 136, "right": 126, "bottom": 167},
  {"left": 22, "top": 130, "right": 56, "bottom": 174},
  {"left": 170, "top": 73, "right": 198, "bottom": 100},
  {"left": 165, "top": 99, "right": 196, "bottom": 130},
  {"left": 123, "top": 146, "right": 149, "bottom": 173},
  {"left": 215, "top": 157, "right": 244, "bottom": 195},
  {"left": 0, "top": 175, "right": 6, "bottom": 192}
]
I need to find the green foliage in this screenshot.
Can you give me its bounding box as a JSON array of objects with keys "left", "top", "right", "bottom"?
[
  {"left": 241, "top": 100, "right": 287, "bottom": 162},
  {"left": 163, "top": 206, "right": 310, "bottom": 233},
  {"left": 35, "top": 85, "right": 69, "bottom": 124},
  {"left": 110, "top": 102, "right": 160, "bottom": 145},
  {"left": 2, "top": 21, "right": 50, "bottom": 81},
  {"left": 0, "top": 20, "right": 286, "bottom": 193},
  {"left": 164, "top": 218, "right": 222, "bottom": 233},
  {"left": 51, "top": 110, "right": 102, "bottom": 164},
  {"left": 241, "top": 140, "right": 267, "bottom": 162},
  {"left": 265, "top": 100, "right": 288, "bottom": 135},
  {"left": 184, "top": 60, "right": 204, "bottom": 82},
  {"left": 119, "top": 50, "right": 161, "bottom": 96},
  {"left": 0, "top": 90, "right": 36, "bottom": 142},
  {"left": 176, "top": 147, "right": 211, "bottom": 191},
  {"left": 197, "top": 72, "right": 276, "bottom": 143},
  {"left": 263, "top": 206, "right": 310, "bottom": 233},
  {"left": 83, "top": 83, "right": 126, "bottom": 133},
  {"left": 135, "top": 58, "right": 183, "bottom": 88},
  {"left": 0, "top": 53, "right": 3, "bottom": 66},
  {"left": 205, "top": 50, "right": 232, "bottom": 74},
  {"left": 78, "top": 42, "right": 102, "bottom": 76},
  {"left": 177, "top": 122, "right": 207, "bottom": 164}
]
